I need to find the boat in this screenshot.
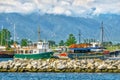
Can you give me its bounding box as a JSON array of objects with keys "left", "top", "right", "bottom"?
[
  {"left": 0, "top": 45, "right": 15, "bottom": 58},
  {"left": 14, "top": 27, "right": 54, "bottom": 59},
  {"left": 14, "top": 41, "right": 54, "bottom": 59},
  {"left": 67, "top": 22, "right": 109, "bottom": 59},
  {"left": 54, "top": 52, "right": 69, "bottom": 59},
  {"left": 0, "top": 51, "right": 14, "bottom": 58},
  {"left": 67, "top": 43, "right": 105, "bottom": 59},
  {"left": 104, "top": 50, "right": 120, "bottom": 60},
  {"left": 53, "top": 42, "right": 105, "bottom": 59},
  {"left": 0, "top": 52, "right": 14, "bottom": 58}
]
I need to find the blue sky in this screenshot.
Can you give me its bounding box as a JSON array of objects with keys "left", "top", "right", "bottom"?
[{"left": 0, "top": 0, "right": 120, "bottom": 17}]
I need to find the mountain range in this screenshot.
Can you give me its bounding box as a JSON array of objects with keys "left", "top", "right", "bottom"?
[{"left": 0, "top": 13, "right": 120, "bottom": 43}]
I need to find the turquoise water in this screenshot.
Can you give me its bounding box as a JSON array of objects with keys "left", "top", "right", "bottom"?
[
  {"left": 0, "top": 72, "right": 120, "bottom": 80},
  {"left": 0, "top": 58, "right": 13, "bottom": 62}
]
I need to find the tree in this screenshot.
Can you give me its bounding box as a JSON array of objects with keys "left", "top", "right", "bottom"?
[
  {"left": 21, "top": 39, "right": 28, "bottom": 46},
  {"left": 102, "top": 41, "right": 112, "bottom": 47},
  {"left": 66, "top": 34, "right": 77, "bottom": 46},
  {"left": 48, "top": 40, "right": 56, "bottom": 47},
  {"left": 0, "top": 29, "right": 11, "bottom": 46},
  {"left": 59, "top": 40, "right": 64, "bottom": 46}
]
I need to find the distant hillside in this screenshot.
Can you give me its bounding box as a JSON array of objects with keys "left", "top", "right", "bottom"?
[{"left": 0, "top": 13, "right": 120, "bottom": 43}]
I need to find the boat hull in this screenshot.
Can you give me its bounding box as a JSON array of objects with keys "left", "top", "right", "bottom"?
[
  {"left": 14, "top": 52, "right": 54, "bottom": 59},
  {"left": 0, "top": 51, "right": 15, "bottom": 58},
  {"left": 68, "top": 53, "right": 104, "bottom": 59},
  {"left": 0, "top": 54, "right": 14, "bottom": 58}
]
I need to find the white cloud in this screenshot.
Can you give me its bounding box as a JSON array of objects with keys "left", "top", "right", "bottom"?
[
  {"left": 53, "top": 6, "right": 65, "bottom": 14},
  {"left": 91, "top": 0, "right": 120, "bottom": 15},
  {"left": 0, "top": 0, "right": 120, "bottom": 16},
  {"left": 0, "top": 0, "right": 35, "bottom": 13}
]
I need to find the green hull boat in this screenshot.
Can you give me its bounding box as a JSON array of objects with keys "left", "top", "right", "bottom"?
[
  {"left": 13, "top": 27, "right": 54, "bottom": 59},
  {"left": 14, "top": 52, "right": 54, "bottom": 59}
]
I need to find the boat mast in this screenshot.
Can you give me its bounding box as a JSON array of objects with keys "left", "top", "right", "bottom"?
[
  {"left": 6, "top": 29, "right": 8, "bottom": 46},
  {"left": 101, "top": 21, "right": 104, "bottom": 46},
  {"left": 13, "top": 24, "right": 16, "bottom": 45},
  {"left": 38, "top": 27, "right": 40, "bottom": 41},
  {"left": 78, "top": 29, "right": 81, "bottom": 44}
]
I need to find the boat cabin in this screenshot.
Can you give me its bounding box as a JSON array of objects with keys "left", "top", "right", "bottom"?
[
  {"left": 17, "top": 41, "right": 52, "bottom": 54},
  {"left": 69, "top": 42, "right": 103, "bottom": 53}
]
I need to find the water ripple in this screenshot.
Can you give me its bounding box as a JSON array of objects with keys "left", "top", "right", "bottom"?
[{"left": 0, "top": 72, "right": 120, "bottom": 80}]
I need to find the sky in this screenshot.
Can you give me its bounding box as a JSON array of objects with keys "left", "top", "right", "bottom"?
[{"left": 0, "top": 0, "right": 120, "bottom": 17}]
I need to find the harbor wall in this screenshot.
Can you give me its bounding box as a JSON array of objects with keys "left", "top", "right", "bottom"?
[{"left": 0, "top": 58, "right": 120, "bottom": 73}]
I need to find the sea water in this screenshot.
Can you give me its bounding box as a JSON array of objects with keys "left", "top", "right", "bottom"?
[
  {"left": 0, "top": 72, "right": 120, "bottom": 80},
  {"left": 0, "top": 58, "right": 13, "bottom": 62}
]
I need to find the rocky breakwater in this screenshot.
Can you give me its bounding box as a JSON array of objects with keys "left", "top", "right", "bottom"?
[{"left": 0, "top": 59, "right": 120, "bottom": 72}]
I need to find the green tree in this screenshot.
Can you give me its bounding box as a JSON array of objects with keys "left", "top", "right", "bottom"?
[
  {"left": 102, "top": 41, "right": 112, "bottom": 47},
  {"left": 9, "top": 40, "right": 19, "bottom": 45},
  {"left": 66, "top": 34, "right": 77, "bottom": 46},
  {"left": 0, "top": 29, "right": 11, "bottom": 46},
  {"left": 48, "top": 40, "right": 56, "bottom": 47},
  {"left": 21, "top": 39, "right": 28, "bottom": 46},
  {"left": 59, "top": 40, "right": 64, "bottom": 46}
]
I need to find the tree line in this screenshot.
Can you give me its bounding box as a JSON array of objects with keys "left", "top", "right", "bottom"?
[
  {"left": 0, "top": 28, "right": 77, "bottom": 47},
  {"left": 0, "top": 29, "right": 29, "bottom": 48},
  {"left": 0, "top": 28, "right": 115, "bottom": 48}
]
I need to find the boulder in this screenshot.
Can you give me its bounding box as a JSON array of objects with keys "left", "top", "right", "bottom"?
[
  {"left": 26, "top": 64, "right": 32, "bottom": 69},
  {"left": 98, "top": 64, "right": 107, "bottom": 70}
]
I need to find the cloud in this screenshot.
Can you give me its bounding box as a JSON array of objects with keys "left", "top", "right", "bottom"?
[
  {"left": 0, "top": 0, "right": 120, "bottom": 17},
  {"left": 91, "top": 0, "right": 120, "bottom": 15},
  {"left": 0, "top": 0, "right": 35, "bottom": 14}
]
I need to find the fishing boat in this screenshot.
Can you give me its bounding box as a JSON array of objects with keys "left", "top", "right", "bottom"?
[
  {"left": 67, "top": 22, "right": 106, "bottom": 59},
  {"left": 67, "top": 43, "right": 105, "bottom": 59},
  {"left": 14, "top": 40, "right": 54, "bottom": 59},
  {"left": 14, "top": 27, "right": 54, "bottom": 59}
]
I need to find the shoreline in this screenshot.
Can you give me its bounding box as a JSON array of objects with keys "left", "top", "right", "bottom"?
[{"left": 0, "top": 58, "right": 120, "bottom": 73}]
